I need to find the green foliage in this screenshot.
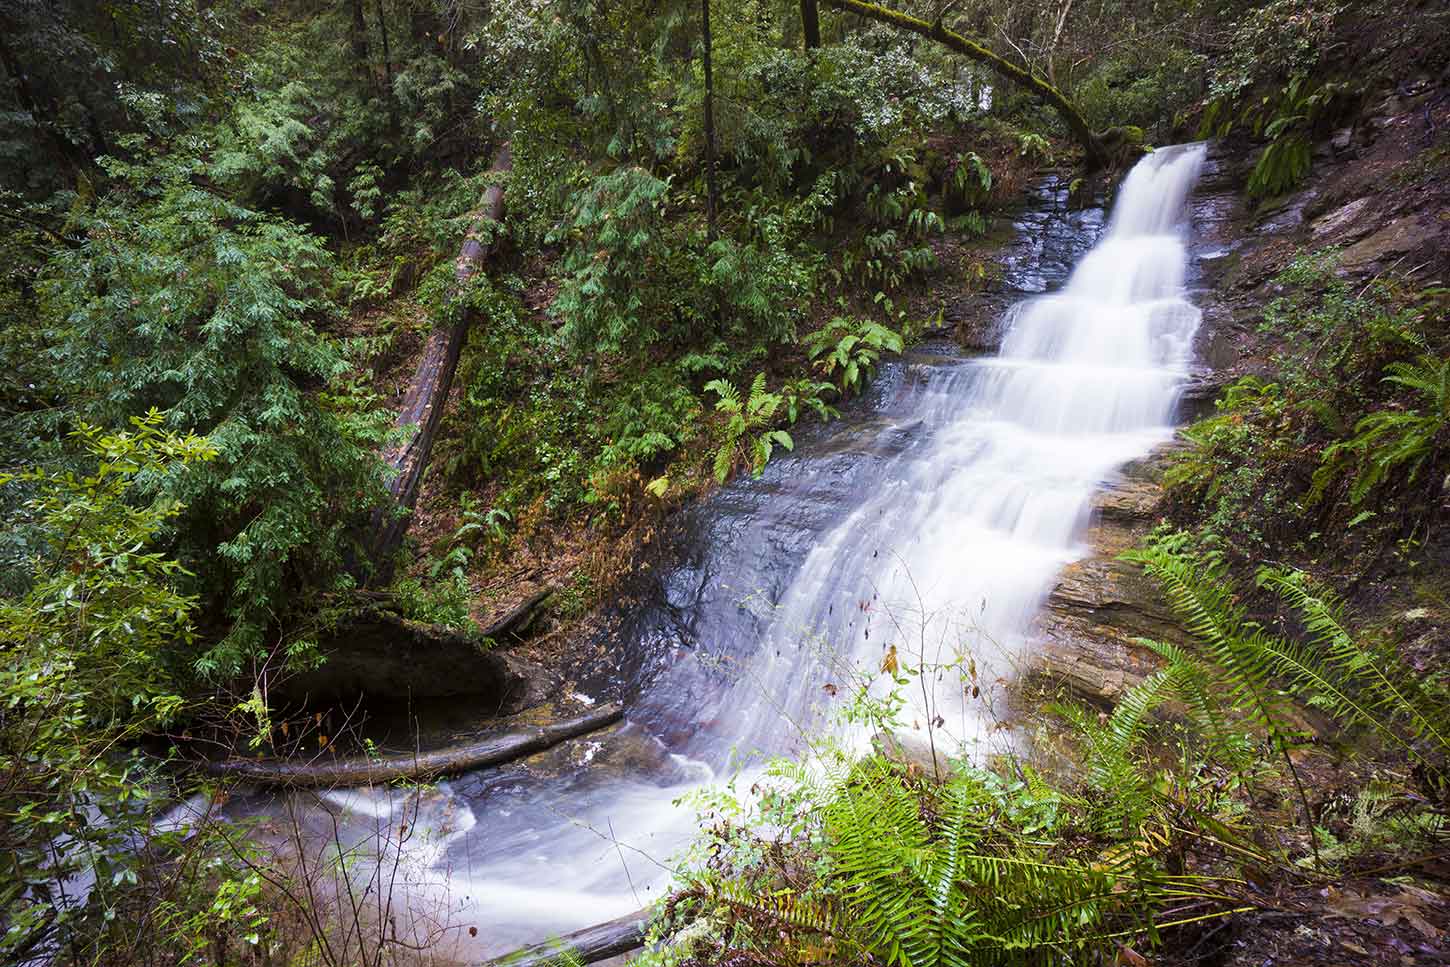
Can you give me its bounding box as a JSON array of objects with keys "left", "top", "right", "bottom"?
[
  {"left": 551, "top": 166, "right": 679, "bottom": 355},
  {"left": 1241, "top": 77, "right": 1347, "bottom": 199},
  {"left": 659, "top": 744, "right": 1225, "bottom": 967},
  {"left": 1124, "top": 533, "right": 1305, "bottom": 751},
  {"left": 706, "top": 201, "right": 824, "bottom": 345},
  {"left": 1162, "top": 377, "right": 1290, "bottom": 554},
  {"left": 596, "top": 367, "right": 704, "bottom": 472},
  {"left": 0, "top": 0, "right": 231, "bottom": 195},
  {"left": 1206, "top": 0, "right": 1344, "bottom": 105},
  {"left": 817, "top": 758, "right": 1162, "bottom": 967},
  {"left": 1015, "top": 134, "right": 1053, "bottom": 166},
  {"left": 1072, "top": 48, "right": 1207, "bottom": 135},
  {"left": 1256, "top": 567, "right": 1450, "bottom": 767},
  {"left": 805, "top": 316, "right": 906, "bottom": 397},
  {"left": 0, "top": 412, "right": 267, "bottom": 961},
  {"left": 36, "top": 171, "right": 385, "bottom": 674},
  {"left": 1126, "top": 532, "right": 1450, "bottom": 781},
  {"left": 1165, "top": 251, "right": 1446, "bottom": 549},
  {"left": 210, "top": 77, "right": 340, "bottom": 214},
  {"left": 453, "top": 493, "right": 514, "bottom": 554},
  {"left": 705, "top": 373, "right": 799, "bottom": 483},
  {"left": 1313, "top": 782, "right": 1446, "bottom": 866},
  {"left": 945, "top": 151, "right": 994, "bottom": 213},
  {"left": 394, "top": 569, "right": 475, "bottom": 631},
  {"left": 1315, "top": 354, "right": 1450, "bottom": 505},
  {"left": 1246, "top": 132, "right": 1312, "bottom": 200}
]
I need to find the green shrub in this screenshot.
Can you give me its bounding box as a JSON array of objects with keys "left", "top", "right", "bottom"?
[
  {"left": 1165, "top": 251, "right": 1444, "bottom": 548},
  {"left": 551, "top": 166, "right": 684, "bottom": 355},
  {"left": 705, "top": 373, "right": 798, "bottom": 483},
  {"left": 0, "top": 414, "right": 269, "bottom": 961},
  {"left": 1314, "top": 354, "right": 1450, "bottom": 504},
  {"left": 38, "top": 175, "right": 385, "bottom": 674}
]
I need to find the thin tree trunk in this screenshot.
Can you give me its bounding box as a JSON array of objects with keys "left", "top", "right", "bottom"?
[
  {"left": 701, "top": 0, "right": 720, "bottom": 242},
  {"left": 368, "top": 145, "right": 512, "bottom": 578},
  {"left": 1046, "top": 0, "right": 1076, "bottom": 86},
  {"left": 819, "top": 0, "right": 1106, "bottom": 167},
  {"left": 376, "top": 0, "right": 394, "bottom": 95},
  {"left": 801, "top": 0, "right": 821, "bottom": 48},
  {"left": 348, "top": 0, "right": 372, "bottom": 85}
]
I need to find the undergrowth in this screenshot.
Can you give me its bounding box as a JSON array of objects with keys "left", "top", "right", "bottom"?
[
  {"left": 1164, "top": 249, "right": 1449, "bottom": 561},
  {"left": 633, "top": 529, "right": 1449, "bottom": 967}
]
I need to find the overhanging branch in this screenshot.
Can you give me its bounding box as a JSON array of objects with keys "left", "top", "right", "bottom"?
[{"left": 820, "top": 0, "right": 1107, "bottom": 167}]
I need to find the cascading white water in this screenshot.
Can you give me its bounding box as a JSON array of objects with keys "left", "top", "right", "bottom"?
[
  {"left": 722, "top": 142, "right": 1209, "bottom": 757},
  {"left": 250, "top": 144, "right": 1207, "bottom": 960}
]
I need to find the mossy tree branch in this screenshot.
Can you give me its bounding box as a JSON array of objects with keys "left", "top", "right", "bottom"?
[{"left": 819, "top": 0, "right": 1107, "bottom": 167}]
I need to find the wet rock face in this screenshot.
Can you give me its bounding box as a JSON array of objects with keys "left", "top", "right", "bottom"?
[
  {"left": 1338, "top": 213, "right": 1441, "bottom": 271},
  {"left": 946, "top": 175, "right": 1108, "bottom": 355},
  {"left": 1027, "top": 448, "right": 1182, "bottom": 704}
]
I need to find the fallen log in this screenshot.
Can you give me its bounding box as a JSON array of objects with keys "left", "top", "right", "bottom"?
[
  {"left": 207, "top": 702, "right": 623, "bottom": 788},
  {"left": 481, "top": 587, "right": 554, "bottom": 643},
  {"left": 369, "top": 144, "right": 514, "bottom": 581},
  {"left": 481, "top": 908, "right": 650, "bottom": 967}
]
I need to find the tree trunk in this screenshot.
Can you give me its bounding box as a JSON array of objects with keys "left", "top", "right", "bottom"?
[
  {"left": 348, "top": 0, "right": 372, "bottom": 85},
  {"left": 368, "top": 145, "right": 512, "bottom": 579},
  {"left": 206, "top": 703, "right": 623, "bottom": 788},
  {"left": 801, "top": 0, "right": 821, "bottom": 48},
  {"left": 481, "top": 909, "right": 650, "bottom": 967},
  {"left": 1046, "top": 0, "right": 1076, "bottom": 87},
  {"left": 819, "top": 0, "right": 1106, "bottom": 167},
  {"left": 376, "top": 0, "right": 394, "bottom": 96},
  {"left": 701, "top": 0, "right": 720, "bottom": 243}
]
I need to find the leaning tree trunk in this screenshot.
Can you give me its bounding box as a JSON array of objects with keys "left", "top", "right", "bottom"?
[
  {"left": 819, "top": 0, "right": 1107, "bottom": 168},
  {"left": 368, "top": 144, "right": 512, "bottom": 580}
]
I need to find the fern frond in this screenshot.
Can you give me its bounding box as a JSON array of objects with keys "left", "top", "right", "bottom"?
[
  {"left": 714, "top": 880, "right": 840, "bottom": 937},
  {"left": 1260, "top": 568, "right": 1450, "bottom": 761},
  {"left": 1123, "top": 541, "right": 1288, "bottom": 736}
]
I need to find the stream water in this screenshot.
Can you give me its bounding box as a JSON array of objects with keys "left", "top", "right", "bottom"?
[{"left": 242, "top": 144, "right": 1208, "bottom": 962}]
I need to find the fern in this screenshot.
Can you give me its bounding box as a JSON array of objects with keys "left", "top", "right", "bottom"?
[
  {"left": 705, "top": 372, "right": 820, "bottom": 482},
  {"left": 803, "top": 316, "right": 905, "bottom": 397},
  {"left": 1124, "top": 533, "right": 1326, "bottom": 863},
  {"left": 1124, "top": 533, "right": 1450, "bottom": 844},
  {"left": 1314, "top": 354, "right": 1450, "bottom": 504},
  {"left": 812, "top": 759, "right": 1209, "bottom": 966},
  {"left": 1244, "top": 77, "right": 1347, "bottom": 200},
  {"left": 713, "top": 881, "right": 840, "bottom": 938},
  {"left": 1246, "top": 134, "right": 1311, "bottom": 199},
  {"left": 1123, "top": 537, "right": 1294, "bottom": 738},
  {"left": 1257, "top": 568, "right": 1450, "bottom": 766}
]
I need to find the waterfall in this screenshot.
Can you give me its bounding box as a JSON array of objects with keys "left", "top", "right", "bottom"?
[
  {"left": 709, "top": 143, "right": 1208, "bottom": 759},
  {"left": 255, "top": 145, "right": 1207, "bottom": 959}
]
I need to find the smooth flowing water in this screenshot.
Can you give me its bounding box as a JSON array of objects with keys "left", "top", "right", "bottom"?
[{"left": 245, "top": 144, "right": 1208, "bottom": 960}]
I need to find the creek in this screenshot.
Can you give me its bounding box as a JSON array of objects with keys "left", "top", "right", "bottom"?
[{"left": 237, "top": 144, "right": 1208, "bottom": 963}]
